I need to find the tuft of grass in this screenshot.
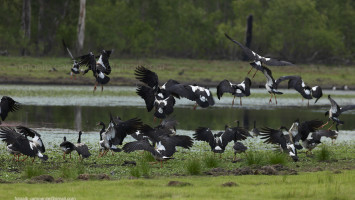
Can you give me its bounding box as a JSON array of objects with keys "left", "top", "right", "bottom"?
[
  {"left": 268, "top": 152, "right": 289, "bottom": 165},
  {"left": 244, "top": 151, "right": 265, "bottom": 166},
  {"left": 142, "top": 152, "right": 156, "bottom": 162},
  {"left": 129, "top": 160, "right": 151, "bottom": 178},
  {"left": 315, "top": 145, "right": 332, "bottom": 161},
  {"left": 22, "top": 165, "right": 45, "bottom": 179},
  {"left": 60, "top": 163, "right": 85, "bottom": 179},
  {"left": 185, "top": 159, "right": 202, "bottom": 175},
  {"left": 203, "top": 155, "right": 219, "bottom": 168}
]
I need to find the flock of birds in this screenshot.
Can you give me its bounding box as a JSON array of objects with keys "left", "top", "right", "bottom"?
[{"left": 0, "top": 34, "right": 354, "bottom": 167}]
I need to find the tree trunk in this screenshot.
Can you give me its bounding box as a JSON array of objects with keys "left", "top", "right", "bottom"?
[
  {"left": 77, "top": 0, "right": 86, "bottom": 54},
  {"left": 36, "top": 0, "right": 44, "bottom": 55},
  {"left": 243, "top": 14, "right": 253, "bottom": 61},
  {"left": 21, "top": 0, "right": 31, "bottom": 56}
]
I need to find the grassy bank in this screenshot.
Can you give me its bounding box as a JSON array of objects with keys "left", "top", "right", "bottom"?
[
  {"left": 1, "top": 56, "right": 355, "bottom": 88},
  {"left": 1, "top": 170, "right": 354, "bottom": 199}
]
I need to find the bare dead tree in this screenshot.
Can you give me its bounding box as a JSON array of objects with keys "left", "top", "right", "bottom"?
[
  {"left": 21, "top": 0, "right": 31, "bottom": 56},
  {"left": 76, "top": 0, "right": 86, "bottom": 54},
  {"left": 243, "top": 14, "right": 253, "bottom": 61}
]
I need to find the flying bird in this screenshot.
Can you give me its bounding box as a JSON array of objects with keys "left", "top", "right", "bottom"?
[
  {"left": 321, "top": 95, "right": 355, "bottom": 130},
  {"left": 77, "top": 50, "right": 112, "bottom": 92},
  {"left": 217, "top": 77, "right": 252, "bottom": 106},
  {"left": 224, "top": 33, "right": 293, "bottom": 78},
  {"left": 0, "top": 96, "right": 20, "bottom": 125},
  {"left": 260, "top": 126, "right": 298, "bottom": 162},
  {"left": 275, "top": 76, "right": 323, "bottom": 106},
  {"left": 135, "top": 66, "right": 179, "bottom": 120}
]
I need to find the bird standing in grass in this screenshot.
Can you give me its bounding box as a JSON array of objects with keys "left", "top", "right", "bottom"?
[
  {"left": 250, "top": 120, "right": 260, "bottom": 137},
  {"left": 74, "top": 131, "right": 91, "bottom": 160},
  {"left": 0, "top": 96, "right": 20, "bottom": 125},
  {"left": 233, "top": 142, "right": 248, "bottom": 162},
  {"left": 216, "top": 77, "right": 252, "bottom": 106},
  {"left": 60, "top": 136, "right": 75, "bottom": 159},
  {"left": 0, "top": 127, "right": 48, "bottom": 162},
  {"left": 224, "top": 33, "right": 293, "bottom": 78}
]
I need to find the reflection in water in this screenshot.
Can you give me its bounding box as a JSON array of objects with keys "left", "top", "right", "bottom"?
[{"left": 6, "top": 105, "right": 355, "bottom": 131}]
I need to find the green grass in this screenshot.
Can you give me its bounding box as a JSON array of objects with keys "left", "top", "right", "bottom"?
[
  {"left": 203, "top": 155, "right": 220, "bottom": 168},
  {"left": 1, "top": 56, "right": 355, "bottom": 88},
  {"left": 268, "top": 152, "right": 289, "bottom": 165},
  {"left": 185, "top": 159, "right": 202, "bottom": 175},
  {"left": 315, "top": 145, "right": 332, "bottom": 162},
  {"left": 22, "top": 165, "right": 45, "bottom": 179},
  {"left": 0, "top": 170, "right": 354, "bottom": 199}
]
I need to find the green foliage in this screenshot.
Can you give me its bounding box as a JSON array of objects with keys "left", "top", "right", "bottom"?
[
  {"left": 244, "top": 151, "right": 266, "bottom": 166},
  {"left": 203, "top": 155, "right": 219, "bottom": 168},
  {"left": 268, "top": 152, "right": 289, "bottom": 165},
  {"left": 22, "top": 165, "right": 45, "bottom": 179},
  {"left": 315, "top": 145, "right": 332, "bottom": 161},
  {"left": 60, "top": 163, "right": 85, "bottom": 179},
  {"left": 0, "top": 0, "right": 354, "bottom": 63},
  {"left": 129, "top": 160, "right": 151, "bottom": 178},
  {"left": 185, "top": 159, "right": 202, "bottom": 175}
]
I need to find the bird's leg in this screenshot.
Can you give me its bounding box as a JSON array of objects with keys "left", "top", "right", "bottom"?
[
  {"left": 307, "top": 100, "right": 309, "bottom": 107},
  {"left": 332, "top": 139, "right": 335, "bottom": 145},
  {"left": 269, "top": 94, "right": 273, "bottom": 104},
  {"left": 233, "top": 154, "right": 236, "bottom": 162},
  {"left": 32, "top": 157, "right": 35, "bottom": 163},
  {"left": 63, "top": 153, "right": 66, "bottom": 160},
  {"left": 240, "top": 97, "right": 242, "bottom": 106},
  {"left": 319, "top": 121, "right": 329, "bottom": 129},
  {"left": 69, "top": 153, "right": 72, "bottom": 159},
  {"left": 193, "top": 103, "right": 198, "bottom": 110},
  {"left": 74, "top": 75, "right": 77, "bottom": 80},
  {"left": 93, "top": 81, "right": 98, "bottom": 93},
  {"left": 101, "top": 85, "right": 104, "bottom": 92},
  {"left": 232, "top": 96, "right": 235, "bottom": 107},
  {"left": 252, "top": 70, "right": 258, "bottom": 78},
  {"left": 247, "top": 67, "right": 253, "bottom": 75},
  {"left": 111, "top": 150, "right": 114, "bottom": 156},
  {"left": 21, "top": 156, "right": 28, "bottom": 162},
  {"left": 160, "top": 161, "right": 163, "bottom": 168},
  {"left": 219, "top": 154, "right": 222, "bottom": 159},
  {"left": 328, "top": 122, "right": 335, "bottom": 130},
  {"left": 274, "top": 95, "right": 278, "bottom": 105}
]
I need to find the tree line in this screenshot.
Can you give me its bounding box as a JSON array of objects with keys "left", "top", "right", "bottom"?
[{"left": 0, "top": 0, "right": 354, "bottom": 64}]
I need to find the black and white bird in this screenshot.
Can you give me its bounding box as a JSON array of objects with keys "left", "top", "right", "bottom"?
[
  {"left": 311, "top": 125, "right": 339, "bottom": 144},
  {"left": 166, "top": 84, "right": 215, "bottom": 109},
  {"left": 62, "top": 40, "right": 80, "bottom": 79},
  {"left": 224, "top": 33, "right": 293, "bottom": 78},
  {"left": 135, "top": 66, "right": 178, "bottom": 119},
  {"left": 250, "top": 120, "right": 261, "bottom": 137},
  {"left": 96, "top": 121, "right": 122, "bottom": 157},
  {"left": 74, "top": 131, "right": 92, "bottom": 159},
  {"left": 101, "top": 114, "right": 142, "bottom": 153},
  {"left": 131, "top": 117, "right": 178, "bottom": 141},
  {"left": 123, "top": 125, "right": 193, "bottom": 167},
  {"left": 193, "top": 126, "right": 244, "bottom": 157},
  {"left": 216, "top": 77, "right": 252, "bottom": 106},
  {"left": 233, "top": 142, "right": 248, "bottom": 162},
  {"left": 258, "top": 64, "right": 283, "bottom": 104},
  {"left": 287, "top": 119, "right": 323, "bottom": 153},
  {"left": 321, "top": 95, "right": 355, "bottom": 130},
  {"left": 276, "top": 76, "right": 323, "bottom": 105},
  {"left": 0, "top": 127, "right": 48, "bottom": 162},
  {"left": 16, "top": 126, "right": 45, "bottom": 154},
  {"left": 77, "top": 50, "right": 112, "bottom": 92},
  {"left": 260, "top": 126, "right": 298, "bottom": 161},
  {"left": 59, "top": 136, "right": 76, "bottom": 159},
  {"left": 0, "top": 96, "right": 20, "bottom": 125}
]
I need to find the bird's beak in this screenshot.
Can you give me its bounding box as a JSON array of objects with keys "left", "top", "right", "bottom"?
[{"left": 314, "top": 98, "right": 320, "bottom": 104}]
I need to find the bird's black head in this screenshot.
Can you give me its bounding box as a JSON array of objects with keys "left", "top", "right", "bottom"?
[
  {"left": 63, "top": 137, "right": 67, "bottom": 142},
  {"left": 328, "top": 95, "right": 331, "bottom": 99},
  {"left": 224, "top": 124, "right": 229, "bottom": 130},
  {"left": 40, "top": 154, "right": 49, "bottom": 161},
  {"left": 96, "top": 121, "right": 105, "bottom": 126},
  {"left": 291, "top": 155, "right": 299, "bottom": 162},
  {"left": 294, "top": 118, "right": 300, "bottom": 123},
  {"left": 79, "top": 131, "right": 82, "bottom": 136}
]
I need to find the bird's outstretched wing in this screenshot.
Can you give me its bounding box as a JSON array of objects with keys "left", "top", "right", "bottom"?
[
  {"left": 123, "top": 139, "right": 156, "bottom": 155},
  {"left": 0, "top": 127, "right": 37, "bottom": 157},
  {"left": 216, "top": 80, "right": 235, "bottom": 99},
  {"left": 0, "top": 96, "right": 20, "bottom": 121},
  {"left": 260, "top": 127, "right": 287, "bottom": 149},
  {"left": 298, "top": 120, "right": 323, "bottom": 141},
  {"left": 136, "top": 85, "right": 155, "bottom": 112},
  {"left": 96, "top": 50, "right": 112, "bottom": 75},
  {"left": 224, "top": 33, "right": 293, "bottom": 66},
  {"left": 193, "top": 127, "right": 214, "bottom": 146},
  {"left": 135, "top": 66, "right": 159, "bottom": 89},
  {"left": 328, "top": 95, "right": 341, "bottom": 114},
  {"left": 340, "top": 105, "right": 355, "bottom": 114},
  {"left": 16, "top": 126, "right": 41, "bottom": 138},
  {"left": 113, "top": 117, "right": 143, "bottom": 145}
]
